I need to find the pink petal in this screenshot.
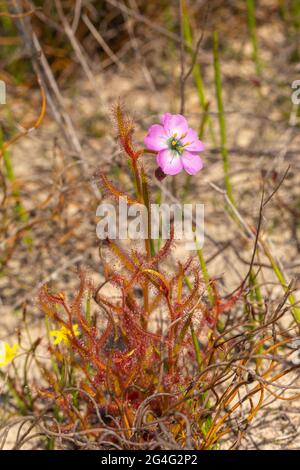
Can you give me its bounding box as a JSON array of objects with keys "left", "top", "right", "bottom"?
[
  {"left": 157, "top": 149, "right": 183, "bottom": 175},
  {"left": 144, "top": 124, "right": 168, "bottom": 151},
  {"left": 161, "top": 114, "right": 189, "bottom": 138},
  {"left": 181, "top": 151, "right": 203, "bottom": 175},
  {"left": 160, "top": 113, "right": 172, "bottom": 126},
  {"left": 182, "top": 128, "right": 205, "bottom": 152}
]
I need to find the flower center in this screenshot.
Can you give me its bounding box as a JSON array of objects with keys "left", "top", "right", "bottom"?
[
  {"left": 167, "top": 133, "right": 190, "bottom": 155},
  {"left": 168, "top": 136, "right": 183, "bottom": 154}
]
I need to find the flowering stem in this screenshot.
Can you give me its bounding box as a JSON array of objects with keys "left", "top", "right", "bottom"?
[
  {"left": 130, "top": 161, "right": 152, "bottom": 321},
  {"left": 141, "top": 167, "right": 155, "bottom": 257},
  {"left": 155, "top": 188, "right": 162, "bottom": 251},
  {"left": 131, "top": 158, "right": 142, "bottom": 202}
]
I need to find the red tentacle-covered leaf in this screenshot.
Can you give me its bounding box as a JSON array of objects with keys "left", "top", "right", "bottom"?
[
  {"left": 122, "top": 307, "right": 162, "bottom": 342},
  {"left": 169, "top": 258, "right": 194, "bottom": 292},
  {"left": 110, "top": 273, "right": 127, "bottom": 287},
  {"left": 71, "top": 271, "right": 95, "bottom": 338},
  {"left": 212, "top": 282, "right": 244, "bottom": 318},
  {"left": 103, "top": 238, "right": 138, "bottom": 273},
  {"left": 95, "top": 292, "right": 123, "bottom": 314},
  {"left": 38, "top": 285, "right": 65, "bottom": 309},
  {"left": 96, "top": 172, "right": 140, "bottom": 205},
  {"left": 197, "top": 284, "right": 244, "bottom": 330},
  {"left": 113, "top": 101, "right": 139, "bottom": 160},
  {"left": 176, "top": 269, "right": 201, "bottom": 314},
  {"left": 150, "top": 225, "right": 175, "bottom": 265}
]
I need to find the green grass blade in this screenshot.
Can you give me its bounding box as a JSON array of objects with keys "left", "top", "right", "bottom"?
[
  {"left": 246, "top": 0, "right": 262, "bottom": 75},
  {"left": 213, "top": 31, "right": 235, "bottom": 206}
]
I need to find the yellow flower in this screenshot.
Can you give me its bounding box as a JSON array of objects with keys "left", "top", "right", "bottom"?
[
  {"left": 50, "top": 324, "right": 80, "bottom": 346},
  {"left": 0, "top": 341, "right": 19, "bottom": 367}
]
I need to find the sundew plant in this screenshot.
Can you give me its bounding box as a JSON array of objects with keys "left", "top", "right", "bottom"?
[{"left": 1, "top": 104, "right": 299, "bottom": 450}]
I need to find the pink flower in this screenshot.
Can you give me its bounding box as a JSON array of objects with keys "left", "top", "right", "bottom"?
[{"left": 144, "top": 113, "right": 204, "bottom": 176}]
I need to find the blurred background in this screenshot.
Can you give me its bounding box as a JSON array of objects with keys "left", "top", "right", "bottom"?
[{"left": 1, "top": 0, "right": 300, "bottom": 448}]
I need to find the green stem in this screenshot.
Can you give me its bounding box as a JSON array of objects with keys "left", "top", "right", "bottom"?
[
  {"left": 190, "top": 322, "right": 202, "bottom": 369},
  {"left": 132, "top": 161, "right": 151, "bottom": 322},
  {"left": 182, "top": 0, "right": 216, "bottom": 142},
  {"left": 246, "top": 0, "right": 262, "bottom": 75},
  {"left": 213, "top": 31, "right": 234, "bottom": 206},
  {"left": 262, "top": 241, "right": 300, "bottom": 323},
  {"left": 131, "top": 158, "right": 142, "bottom": 201},
  {"left": 86, "top": 291, "right": 91, "bottom": 324},
  {"left": 184, "top": 275, "right": 202, "bottom": 371},
  {"left": 249, "top": 269, "right": 264, "bottom": 322},
  {"left": 141, "top": 167, "right": 155, "bottom": 257},
  {"left": 196, "top": 245, "right": 214, "bottom": 306},
  {"left": 1, "top": 134, "right": 28, "bottom": 223}
]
